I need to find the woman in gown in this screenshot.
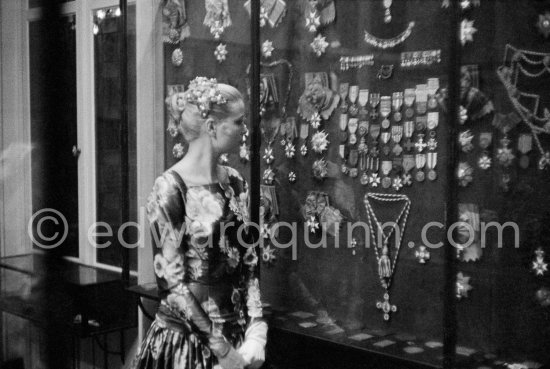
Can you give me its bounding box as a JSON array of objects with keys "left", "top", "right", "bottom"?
[{"left": 132, "top": 77, "right": 267, "bottom": 369}]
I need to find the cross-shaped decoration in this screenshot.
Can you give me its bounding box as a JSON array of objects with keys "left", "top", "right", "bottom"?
[
  {"left": 415, "top": 245, "right": 430, "bottom": 264},
  {"left": 415, "top": 135, "right": 428, "bottom": 152},
  {"left": 370, "top": 111, "right": 379, "bottom": 121},
  {"left": 376, "top": 292, "right": 397, "bottom": 321},
  {"left": 404, "top": 139, "right": 414, "bottom": 152}
]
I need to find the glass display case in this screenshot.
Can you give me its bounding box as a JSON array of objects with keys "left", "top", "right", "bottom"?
[{"left": 159, "top": 1, "right": 550, "bottom": 368}]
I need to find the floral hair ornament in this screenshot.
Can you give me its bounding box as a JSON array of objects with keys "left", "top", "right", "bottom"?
[
  {"left": 185, "top": 77, "right": 227, "bottom": 119},
  {"left": 297, "top": 72, "right": 340, "bottom": 124}
]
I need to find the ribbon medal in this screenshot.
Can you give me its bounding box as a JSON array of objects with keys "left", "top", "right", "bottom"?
[
  {"left": 427, "top": 112, "right": 439, "bottom": 130},
  {"left": 392, "top": 92, "right": 404, "bottom": 122},
  {"left": 348, "top": 118, "right": 359, "bottom": 145},
  {"left": 427, "top": 152, "right": 437, "bottom": 181},
  {"left": 415, "top": 84, "right": 428, "bottom": 115},
  {"left": 359, "top": 89, "right": 370, "bottom": 116},
  {"left": 380, "top": 96, "right": 392, "bottom": 129},
  {"left": 339, "top": 82, "right": 350, "bottom": 112},
  {"left": 370, "top": 93, "right": 381, "bottom": 120},
  {"left": 404, "top": 88, "right": 416, "bottom": 118},
  {"left": 348, "top": 85, "right": 360, "bottom": 116}
]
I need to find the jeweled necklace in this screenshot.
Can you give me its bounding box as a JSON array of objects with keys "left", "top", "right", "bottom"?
[
  {"left": 497, "top": 44, "right": 550, "bottom": 167},
  {"left": 364, "top": 22, "right": 415, "bottom": 49},
  {"left": 364, "top": 193, "right": 411, "bottom": 321}
]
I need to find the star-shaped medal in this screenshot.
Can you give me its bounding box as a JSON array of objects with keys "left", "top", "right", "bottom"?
[
  {"left": 369, "top": 173, "right": 381, "bottom": 187},
  {"left": 460, "top": 19, "right": 477, "bottom": 45},
  {"left": 456, "top": 272, "right": 473, "bottom": 299},
  {"left": 310, "top": 35, "right": 329, "bottom": 57},
  {"left": 305, "top": 11, "right": 320, "bottom": 33}
]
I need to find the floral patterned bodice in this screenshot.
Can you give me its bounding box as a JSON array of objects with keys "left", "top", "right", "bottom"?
[{"left": 145, "top": 166, "right": 262, "bottom": 337}]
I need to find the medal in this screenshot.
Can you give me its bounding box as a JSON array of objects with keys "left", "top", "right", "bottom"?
[
  {"left": 392, "top": 157, "right": 403, "bottom": 172},
  {"left": 415, "top": 84, "right": 428, "bottom": 115},
  {"left": 339, "top": 144, "right": 346, "bottom": 160},
  {"left": 358, "top": 120, "right": 369, "bottom": 136},
  {"left": 370, "top": 123, "right": 381, "bottom": 140},
  {"left": 403, "top": 154, "right": 415, "bottom": 173},
  {"left": 348, "top": 85, "right": 359, "bottom": 116},
  {"left": 479, "top": 132, "right": 493, "bottom": 150},
  {"left": 404, "top": 139, "right": 414, "bottom": 152},
  {"left": 382, "top": 160, "right": 393, "bottom": 188},
  {"left": 349, "top": 168, "right": 359, "bottom": 178},
  {"left": 518, "top": 133, "right": 533, "bottom": 169},
  {"left": 415, "top": 116, "right": 427, "bottom": 132},
  {"left": 427, "top": 78, "right": 440, "bottom": 109},
  {"left": 370, "top": 93, "right": 381, "bottom": 120},
  {"left": 392, "top": 143, "right": 403, "bottom": 156},
  {"left": 427, "top": 133, "right": 438, "bottom": 151},
  {"left": 391, "top": 125, "right": 403, "bottom": 143},
  {"left": 349, "top": 149, "right": 359, "bottom": 167},
  {"left": 415, "top": 153, "right": 426, "bottom": 182},
  {"left": 392, "top": 176, "right": 403, "bottom": 191},
  {"left": 360, "top": 172, "right": 370, "bottom": 185},
  {"left": 339, "top": 131, "right": 349, "bottom": 143},
  {"left": 404, "top": 88, "right": 416, "bottom": 119},
  {"left": 348, "top": 118, "right": 359, "bottom": 145},
  {"left": 392, "top": 92, "right": 404, "bottom": 122},
  {"left": 404, "top": 120, "right": 414, "bottom": 138},
  {"left": 427, "top": 112, "right": 439, "bottom": 130},
  {"left": 339, "top": 82, "right": 349, "bottom": 112},
  {"left": 380, "top": 96, "right": 392, "bottom": 128},
  {"left": 415, "top": 134, "right": 428, "bottom": 152},
  {"left": 359, "top": 89, "right": 369, "bottom": 116},
  {"left": 427, "top": 152, "right": 437, "bottom": 181},
  {"left": 478, "top": 152, "right": 492, "bottom": 170}
]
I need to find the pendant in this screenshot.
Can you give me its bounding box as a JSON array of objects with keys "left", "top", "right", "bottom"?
[
  {"left": 263, "top": 168, "right": 275, "bottom": 185},
  {"left": 261, "top": 40, "right": 274, "bottom": 58},
  {"left": 306, "top": 215, "right": 319, "bottom": 233},
  {"left": 460, "top": 19, "right": 477, "bottom": 45},
  {"left": 172, "top": 48, "right": 184, "bottom": 66},
  {"left": 415, "top": 134, "right": 428, "bottom": 152},
  {"left": 459, "top": 130, "right": 474, "bottom": 153},
  {"left": 376, "top": 292, "right": 397, "bottom": 321},
  {"left": 415, "top": 245, "right": 430, "bottom": 264},
  {"left": 532, "top": 248, "right": 548, "bottom": 276},
  {"left": 288, "top": 171, "right": 297, "bottom": 183},
  {"left": 214, "top": 43, "right": 228, "bottom": 63},
  {"left": 456, "top": 272, "right": 473, "bottom": 299},
  {"left": 285, "top": 142, "right": 296, "bottom": 158},
  {"left": 378, "top": 65, "right": 394, "bottom": 80},
  {"left": 537, "top": 12, "right": 550, "bottom": 38},
  {"left": 305, "top": 11, "right": 321, "bottom": 33},
  {"left": 383, "top": 0, "right": 392, "bottom": 23},
  {"left": 300, "top": 143, "right": 308, "bottom": 156},
  {"left": 310, "top": 35, "right": 329, "bottom": 57},
  {"left": 263, "top": 147, "right": 274, "bottom": 164}
]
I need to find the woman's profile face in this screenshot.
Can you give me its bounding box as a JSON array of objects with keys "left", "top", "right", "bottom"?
[{"left": 215, "top": 100, "right": 246, "bottom": 154}]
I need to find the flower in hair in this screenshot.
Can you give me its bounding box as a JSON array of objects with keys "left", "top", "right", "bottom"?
[{"left": 185, "top": 77, "right": 227, "bottom": 118}]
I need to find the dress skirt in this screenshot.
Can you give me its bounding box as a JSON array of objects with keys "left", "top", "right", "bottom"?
[{"left": 132, "top": 305, "right": 244, "bottom": 369}]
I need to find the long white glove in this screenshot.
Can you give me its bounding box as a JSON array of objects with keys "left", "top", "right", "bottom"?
[{"left": 237, "top": 320, "right": 268, "bottom": 369}]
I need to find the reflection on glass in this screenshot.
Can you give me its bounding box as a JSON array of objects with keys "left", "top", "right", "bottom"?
[
  {"left": 30, "top": 17, "right": 79, "bottom": 256},
  {"left": 94, "top": 5, "right": 137, "bottom": 270}
]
